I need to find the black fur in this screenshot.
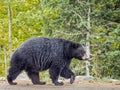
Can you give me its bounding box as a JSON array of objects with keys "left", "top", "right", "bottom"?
[{"left": 7, "top": 37, "right": 87, "bottom": 86}]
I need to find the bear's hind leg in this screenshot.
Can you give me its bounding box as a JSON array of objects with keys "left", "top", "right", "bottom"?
[
  {"left": 7, "top": 66, "right": 22, "bottom": 85},
  {"left": 27, "top": 71, "right": 46, "bottom": 85}
]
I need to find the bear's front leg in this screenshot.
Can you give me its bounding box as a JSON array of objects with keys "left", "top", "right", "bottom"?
[
  {"left": 49, "top": 65, "right": 64, "bottom": 86},
  {"left": 60, "top": 67, "right": 75, "bottom": 84},
  {"left": 70, "top": 75, "right": 75, "bottom": 84}
]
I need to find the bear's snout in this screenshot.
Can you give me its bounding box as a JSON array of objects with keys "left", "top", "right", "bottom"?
[{"left": 82, "top": 53, "right": 89, "bottom": 60}]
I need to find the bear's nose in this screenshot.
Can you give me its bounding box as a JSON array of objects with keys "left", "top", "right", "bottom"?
[{"left": 82, "top": 53, "right": 89, "bottom": 60}]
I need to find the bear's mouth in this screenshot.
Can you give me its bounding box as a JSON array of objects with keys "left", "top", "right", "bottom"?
[{"left": 81, "top": 53, "right": 89, "bottom": 60}]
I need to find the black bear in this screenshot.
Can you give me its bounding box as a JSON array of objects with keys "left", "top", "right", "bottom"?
[{"left": 7, "top": 37, "right": 89, "bottom": 86}]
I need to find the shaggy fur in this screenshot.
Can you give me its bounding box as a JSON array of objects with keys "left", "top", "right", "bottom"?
[{"left": 7, "top": 37, "right": 88, "bottom": 86}]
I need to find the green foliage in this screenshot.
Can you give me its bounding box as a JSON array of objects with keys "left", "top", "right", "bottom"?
[
  {"left": 90, "top": 0, "right": 120, "bottom": 79},
  {"left": 70, "top": 59, "right": 86, "bottom": 75},
  {"left": 0, "top": 50, "right": 5, "bottom": 76},
  {"left": 0, "top": 0, "right": 120, "bottom": 80},
  {"left": 51, "top": 0, "right": 89, "bottom": 41}
]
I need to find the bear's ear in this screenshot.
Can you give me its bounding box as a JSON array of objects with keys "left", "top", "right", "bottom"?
[{"left": 71, "top": 43, "right": 80, "bottom": 49}]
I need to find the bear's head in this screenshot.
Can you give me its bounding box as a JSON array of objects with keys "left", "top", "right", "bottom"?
[{"left": 71, "top": 43, "right": 89, "bottom": 60}]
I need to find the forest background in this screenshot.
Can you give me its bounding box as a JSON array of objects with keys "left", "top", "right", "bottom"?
[{"left": 0, "top": 0, "right": 120, "bottom": 80}]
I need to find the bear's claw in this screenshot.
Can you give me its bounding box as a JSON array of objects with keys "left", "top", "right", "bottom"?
[{"left": 70, "top": 75, "right": 75, "bottom": 84}]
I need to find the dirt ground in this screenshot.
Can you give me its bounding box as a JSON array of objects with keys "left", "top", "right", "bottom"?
[{"left": 0, "top": 79, "right": 120, "bottom": 90}]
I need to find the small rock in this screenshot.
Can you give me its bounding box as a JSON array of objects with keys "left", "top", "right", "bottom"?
[
  {"left": 76, "top": 76, "right": 94, "bottom": 81},
  {"left": 0, "top": 77, "right": 6, "bottom": 81},
  {"left": 16, "top": 72, "right": 29, "bottom": 80},
  {"left": 115, "top": 83, "right": 120, "bottom": 85}
]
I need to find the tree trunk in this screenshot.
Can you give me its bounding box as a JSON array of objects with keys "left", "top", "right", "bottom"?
[
  {"left": 85, "top": 2, "right": 91, "bottom": 77},
  {"left": 4, "top": 48, "right": 7, "bottom": 76},
  {"left": 8, "top": 0, "right": 12, "bottom": 58}
]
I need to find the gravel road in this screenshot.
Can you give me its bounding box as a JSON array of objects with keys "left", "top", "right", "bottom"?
[{"left": 0, "top": 79, "right": 120, "bottom": 90}]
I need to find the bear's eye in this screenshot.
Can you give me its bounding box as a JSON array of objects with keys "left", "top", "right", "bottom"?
[{"left": 71, "top": 43, "right": 80, "bottom": 49}]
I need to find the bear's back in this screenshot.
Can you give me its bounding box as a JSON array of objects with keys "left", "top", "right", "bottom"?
[{"left": 14, "top": 37, "right": 67, "bottom": 60}]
